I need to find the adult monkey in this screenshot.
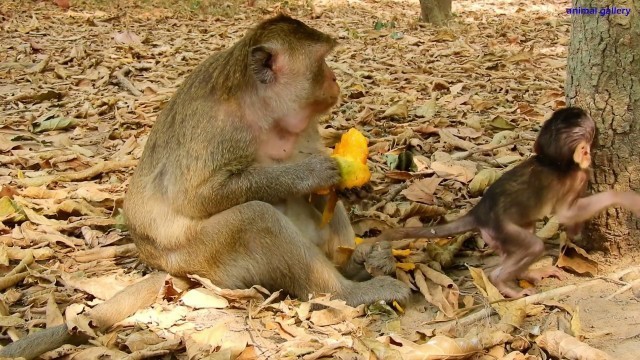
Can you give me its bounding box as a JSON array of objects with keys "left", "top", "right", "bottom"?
[{"left": 123, "top": 15, "right": 410, "bottom": 306}]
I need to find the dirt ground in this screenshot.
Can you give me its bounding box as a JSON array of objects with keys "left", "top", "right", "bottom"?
[{"left": 1, "top": 0, "right": 639, "bottom": 358}]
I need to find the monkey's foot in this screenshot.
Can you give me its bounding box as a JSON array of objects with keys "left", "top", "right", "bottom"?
[
  {"left": 496, "top": 284, "right": 537, "bottom": 298},
  {"left": 344, "top": 276, "right": 411, "bottom": 306},
  {"left": 521, "top": 266, "right": 566, "bottom": 284},
  {"left": 516, "top": 287, "right": 537, "bottom": 297},
  {"left": 490, "top": 273, "right": 537, "bottom": 298}
]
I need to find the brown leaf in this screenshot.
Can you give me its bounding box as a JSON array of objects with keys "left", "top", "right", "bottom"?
[
  {"left": 114, "top": 31, "right": 142, "bottom": 45},
  {"left": 46, "top": 293, "right": 64, "bottom": 327},
  {"left": 181, "top": 288, "right": 229, "bottom": 309},
  {"left": 400, "top": 177, "right": 442, "bottom": 204},
  {"left": 557, "top": 242, "right": 598, "bottom": 275},
  {"left": 53, "top": 0, "right": 70, "bottom": 9},
  {"left": 384, "top": 170, "right": 415, "bottom": 180},
  {"left": 382, "top": 100, "right": 409, "bottom": 119},
  {"left": 446, "top": 92, "right": 473, "bottom": 109}
]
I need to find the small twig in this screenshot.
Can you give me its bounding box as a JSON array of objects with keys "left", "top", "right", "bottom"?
[
  {"left": 18, "top": 160, "right": 138, "bottom": 187},
  {"left": 606, "top": 278, "right": 640, "bottom": 300},
  {"left": 250, "top": 290, "right": 282, "bottom": 317},
  {"left": 439, "top": 128, "right": 476, "bottom": 151},
  {"left": 114, "top": 66, "right": 142, "bottom": 96},
  {"left": 74, "top": 244, "right": 138, "bottom": 263},
  {"left": 594, "top": 276, "right": 627, "bottom": 286},
  {"left": 452, "top": 139, "right": 524, "bottom": 160},
  {"left": 369, "top": 182, "right": 408, "bottom": 212}
]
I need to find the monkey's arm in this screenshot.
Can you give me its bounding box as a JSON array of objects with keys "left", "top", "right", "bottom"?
[
  {"left": 180, "top": 154, "right": 340, "bottom": 216},
  {"left": 555, "top": 191, "right": 640, "bottom": 225}
]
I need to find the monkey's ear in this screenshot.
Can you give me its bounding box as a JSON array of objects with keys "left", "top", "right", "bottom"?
[
  {"left": 573, "top": 141, "right": 591, "bottom": 169},
  {"left": 533, "top": 139, "right": 541, "bottom": 155},
  {"left": 250, "top": 45, "right": 279, "bottom": 84}
]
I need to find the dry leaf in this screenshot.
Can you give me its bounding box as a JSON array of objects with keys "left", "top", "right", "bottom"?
[
  {"left": 46, "top": 293, "right": 64, "bottom": 327},
  {"left": 382, "top": 101, "right": 409, "bottom": 119},
  {"left": 54, "top": 0, "right": 70, "bottom": 9},
  {"left": 557, "top": 241, "right": 598, "bottom": 275},
  {"left": 468, "top": 168, "right": 502, "bottom": 196},
  {"left": 430, "top": 161, "right": 476, "bottom": 183},
  {"left": 114, "top": 30, "right": 142, "bottom": 45},
  {"left": 415, "top": 98, "right": 437, "bottom": 119},
  {"left": 400, "top": 177, "right": 442, "bottom": 204},
  {"left": 467, "top": 266, "right": 526, "bottom": 328},
  {"left": 61, "top": 273, "right": 137, "bottom": 300},
  {"left": 536, "top": 330, "right": 611, "bottom": 360},
  {"left": 181, "top": 288, "right": 229, "bottom": 309},
  {"left": 383, "top": 334, "right": 481, "bottom": 360}
]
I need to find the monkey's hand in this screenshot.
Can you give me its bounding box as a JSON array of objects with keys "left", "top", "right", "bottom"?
[{"left": 300, "top": 154, "right": 342, "bottom": 192}]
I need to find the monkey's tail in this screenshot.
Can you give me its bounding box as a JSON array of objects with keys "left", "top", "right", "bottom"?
[{"left": 377, "top": 215, "right": 476, "bottom": 242}]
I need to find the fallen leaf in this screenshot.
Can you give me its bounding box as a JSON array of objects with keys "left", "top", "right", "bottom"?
[
  {"left": 414, "top": 97, "right": 437, "bottom": 119},
  {"left": 382, "top": 100, "right": 409, "bottom": 119},
  {"left": 468, "top": 168, "right": 502, "bottom": 196},
  {"left": 32, "top": 117, "right": 77, "bottom": 133},
  {"left": 54, "top": 0, "right": 70, "bottom": 9},
  {"left": 536, "top": 330, "right": 611, "bottom": 360},
  {"left": 430, "top": 160, "right": 476, "bottom": 183},
  {"left": 181, "top": 288, "right": 229, "bottom": 309},
  {"left": 489, "top": 116, "right": 516, "bottom": 130},
  {"left": 114, "top": 30, "right": 142, "bottom": 45},
  {"left": 400, "top": 177, "right": 441, "bottom": 204},
  {"left": 557, "top": 241, "right": 598, "bottom": 275}
]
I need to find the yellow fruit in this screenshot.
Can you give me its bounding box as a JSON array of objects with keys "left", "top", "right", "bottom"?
[
  {"left": 333, "top": 128, "right": 369, "bottom": 164},
  {"left": 333, "top": 156, "right": 371, "bottom": 188},
  {"left": 317, "top": 128, "right": 371, "bottom": 226},
  {"left": 331, "top": 128, "right": 370, "bottom": 189}
]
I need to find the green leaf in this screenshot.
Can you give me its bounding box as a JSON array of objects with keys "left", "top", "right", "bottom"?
[
  {"left": 489, "top": 116, "right": 515, "bottom": 130},
  {"left": 384, "top": 153, "right": 398, "bottom": 169},
  {"left": 113, "top": 208, "right": 128, "bottom": 231},
  {"left": 32, "top": 117, "right": 77, "bottom": 133},
  {"left": 390, "top": 31, "right": 403, "bottom": 40}
]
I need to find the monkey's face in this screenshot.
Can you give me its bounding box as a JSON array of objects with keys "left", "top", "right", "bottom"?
[{"left": 308, "top": 59, "right": 340, "bottom": 113}]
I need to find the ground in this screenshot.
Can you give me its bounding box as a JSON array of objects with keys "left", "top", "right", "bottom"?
[{"left": 0, "top": 0, "right": 639, "bottom": 359}]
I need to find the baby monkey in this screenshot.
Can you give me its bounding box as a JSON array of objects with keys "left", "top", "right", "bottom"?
[{"left": 375, "top": 107, "right": 640, "bottom": 297}]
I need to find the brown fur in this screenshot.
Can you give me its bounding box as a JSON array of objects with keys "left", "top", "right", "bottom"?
[
  {"left": 376, "top": 107, "right": 640, "bottom": 298},
  {"left": 124, "top": 15, "right": 409, "bottom": 306}
]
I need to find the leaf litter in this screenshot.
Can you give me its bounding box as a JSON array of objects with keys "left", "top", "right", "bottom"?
[{"left": 1, "top": 0, "right": 639, "bottom": 359}]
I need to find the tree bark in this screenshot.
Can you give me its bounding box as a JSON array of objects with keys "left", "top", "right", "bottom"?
[
  {"left": 419, "top": 0, "right": 452, "bottom": 26},
  {"left": 566, "top": 0, "right": 640, "bottom": 253}
]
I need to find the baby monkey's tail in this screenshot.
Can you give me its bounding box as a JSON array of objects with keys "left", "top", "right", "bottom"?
[{"left": 371, "top": 215, "right": 477, "bottom": 243}]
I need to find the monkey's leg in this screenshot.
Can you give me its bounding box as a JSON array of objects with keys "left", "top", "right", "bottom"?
[
  {"left": 191, "top": 201, "right": 410, "bottom": 307},
  {"left": 488, "top": 225, "right": 545, "bottom": 298},
  {"left": 307, "top": 196, "right": 393, "bottom": 281},
  {"left": 557, "top": 191, "right": 640, "bottom": 225}
]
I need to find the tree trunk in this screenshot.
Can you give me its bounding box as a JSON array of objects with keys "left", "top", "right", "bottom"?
[
  {"left": 566, "top": 0, "right": 640, "bottom": 253},
  {"left": 419, "top": 0, "right": 452, "bottom": 26}
]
